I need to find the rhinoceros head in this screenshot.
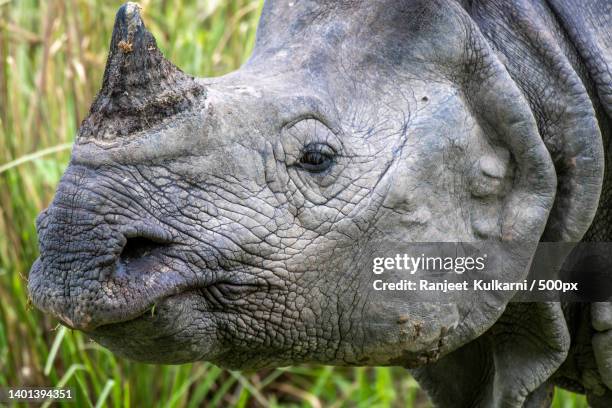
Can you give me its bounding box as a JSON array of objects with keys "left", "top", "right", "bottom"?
[{"left": 29, "top": 0, "right": 612, "bottom": 404}]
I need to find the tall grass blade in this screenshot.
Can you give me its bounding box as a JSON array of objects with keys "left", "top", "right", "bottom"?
[
  {"left": 43, "top": 325, "right": 66, "bottom": 376},
  {"left": 0, "top": 143, "right": 72, "bottom": 174},
  {"left": 94, "top": 379, "right": 114, "bottom": 408}
]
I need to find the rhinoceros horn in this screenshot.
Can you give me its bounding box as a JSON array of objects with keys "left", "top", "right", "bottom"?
[{"left": 78, "top": 2, "right": 205, "bottom": 142}]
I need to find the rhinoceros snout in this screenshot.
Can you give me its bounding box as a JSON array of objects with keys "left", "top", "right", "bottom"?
[{"left": 27, "top": 165, "right": 204, "bottom": 331}]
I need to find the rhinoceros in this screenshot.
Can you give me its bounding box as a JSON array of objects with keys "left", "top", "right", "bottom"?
[{"left": 28, "top": 1, "right": 612, "bottom": 406}]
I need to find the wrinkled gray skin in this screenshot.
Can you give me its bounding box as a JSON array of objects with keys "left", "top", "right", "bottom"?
[{"left": 28, "top": 0, "right": 612, "bottom": 406}]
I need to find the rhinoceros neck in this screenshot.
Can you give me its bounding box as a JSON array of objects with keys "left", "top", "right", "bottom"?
[{"left": 412, "top": 303, "right": 570, "bottom": 408}]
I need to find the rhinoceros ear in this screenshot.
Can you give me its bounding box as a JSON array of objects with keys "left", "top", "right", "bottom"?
[
  {"left": 78, "top": 2, "right": 205, "bottom": 142},
  {"left": 464, "top": 0, "right": 605, "bottom": 243},
  {"left": 459, "top": 34, "right": 557, "bottom": 246}
]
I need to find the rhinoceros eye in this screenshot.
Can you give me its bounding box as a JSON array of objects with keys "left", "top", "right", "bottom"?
[{"left": 299, "top": 143, "right": 336, "bottom": 173}]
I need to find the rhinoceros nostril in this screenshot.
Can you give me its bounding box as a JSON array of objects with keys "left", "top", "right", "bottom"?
[{"left": 119, "top": 236, "right": 167, "bottom": 264}]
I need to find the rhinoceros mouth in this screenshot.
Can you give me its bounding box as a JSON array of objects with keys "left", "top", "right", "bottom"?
[
  {"left": 86, "top": 289, "right": 224, "bottom": 364},
  {"left": 88, "top": 277, "right": 262, "bottom": 339},
  {"left": 29, "top": 220, "right": 230, "bottom": 332},
  {"left": 88, "top": 290, "right": 203, "bottom": 339}
]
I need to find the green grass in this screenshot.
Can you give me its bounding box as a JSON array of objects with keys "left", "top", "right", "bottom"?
[{"left": 0, "top": 0, "right": 589, "bottom": 406}]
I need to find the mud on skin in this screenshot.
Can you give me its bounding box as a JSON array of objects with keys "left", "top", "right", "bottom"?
[{"left": 29, "top": 1, "right": 612, "bottom": 407}]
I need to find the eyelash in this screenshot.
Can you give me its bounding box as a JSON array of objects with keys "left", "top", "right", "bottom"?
[{"left": 299, "top": 143, "right": 336, "bottom": 173}]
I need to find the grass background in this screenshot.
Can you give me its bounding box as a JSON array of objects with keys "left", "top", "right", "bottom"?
[{"left": 0, "top": 0, "right": 590, "bottom": 406}]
